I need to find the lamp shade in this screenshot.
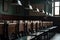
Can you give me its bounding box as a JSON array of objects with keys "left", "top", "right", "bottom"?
[
  {"left": 24, "top": 4, "right": 33, "bottom": 10},
  {"left": 17, "top": 0, "right": 22, "bottom": 6},
  {"left": 29, "top": 4, "right": 33, "bottom": 10},
  {"left": 42, "top": 10, "right": 45, "bottom": 13},
  {"left": 36, "top": 8, "right": 39, "bottom": 12}
]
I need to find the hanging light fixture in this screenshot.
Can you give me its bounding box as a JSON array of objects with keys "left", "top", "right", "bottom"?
[
  {"left": 17, "top": 0, "right": 22, "bottom": 6},
  {"left": 25, "top": 4, "right": 33, "bottom": 10},
  {"left": 28, "top": 4, "right": 33, "bottom": 10},
  {"left": 42, "top": 10, "right": 45, "bottom": 13},
  {"left": 36, "top": 8, "right": 40, "bottom": 12},
  {"left": 33, "top": 8, "right": 39, "bottom": 12}
]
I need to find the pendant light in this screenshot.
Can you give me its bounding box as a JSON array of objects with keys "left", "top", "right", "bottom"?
[
  {"left": 25, "top": 4, "right": 33, "bottom": 10},
  {"left": 36, "top": 8, "right": 40, "bottom": 12},
  {"left": 28, "top": 4, "right": 33, "bottom": 10},
  {"left": 42, "top": 10, "right": 45, "bottom": 13},
  {"left": 17, "top": 0, "right": 22, "bottom": 6}
]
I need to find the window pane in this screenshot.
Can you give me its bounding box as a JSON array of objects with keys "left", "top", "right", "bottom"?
[
  {"left": 55, "top": 7, "right": 59, "bottom": 15},
  {"left": 55, "top": 2, "right": 59, "bottom": 6}
]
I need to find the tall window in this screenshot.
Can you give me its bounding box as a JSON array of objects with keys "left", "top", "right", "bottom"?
[{"left": 55, "top": 2, "right": 59, "bottom": 15}]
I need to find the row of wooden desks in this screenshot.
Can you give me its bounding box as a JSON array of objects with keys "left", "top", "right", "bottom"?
[{"left": 16, "top": 26, "right": 57, "bottom": 40}]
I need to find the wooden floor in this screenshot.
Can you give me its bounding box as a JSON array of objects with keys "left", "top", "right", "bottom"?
[{"left": 50, "top": 33, "right": 60, "bottom": 40}]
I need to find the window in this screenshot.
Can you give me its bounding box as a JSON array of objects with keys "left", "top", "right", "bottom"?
[
  {"left": 55, "top": 2, "right": 59, "bottom": 6},
  {"left": 55, "top": 2, "right": 59, "bottom": 15},
  {"left": 55, "top": 7, "right": 59, "bottom": 15}
]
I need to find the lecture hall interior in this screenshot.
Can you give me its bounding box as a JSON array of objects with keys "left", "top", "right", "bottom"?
[{"left": 0, "top": 0, "right": 60, "bottom": 40}]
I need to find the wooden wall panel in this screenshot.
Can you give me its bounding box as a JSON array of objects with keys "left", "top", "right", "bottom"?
[
  {"left": 32, "top": 4, "right": 44, "bottom": 9},
  {"left": 8, "top": 24, "right": 16, "bottom": 35}
]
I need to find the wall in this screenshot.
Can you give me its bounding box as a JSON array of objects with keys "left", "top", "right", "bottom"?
[{"left": 0, "top": 1, "right": 25, "bottom": 16}]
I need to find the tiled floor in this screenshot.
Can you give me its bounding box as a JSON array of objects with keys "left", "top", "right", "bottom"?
[{"left": 50, "top": 33, "right": 60, "bottom": 40}]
